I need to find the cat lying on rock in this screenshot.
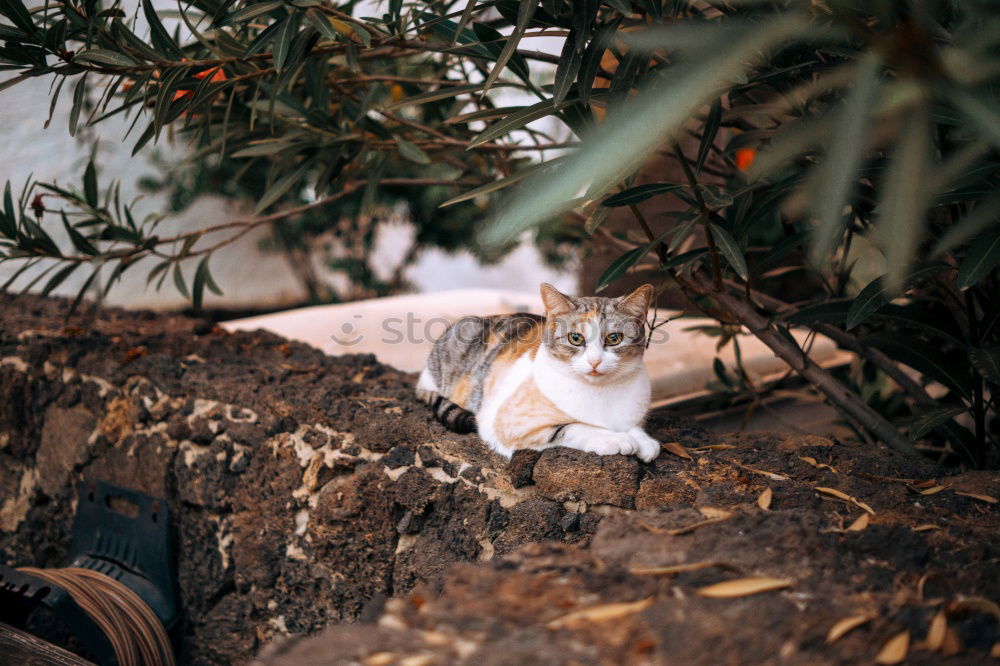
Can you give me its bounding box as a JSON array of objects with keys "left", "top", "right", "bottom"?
[{"left": 417, "top": 283, "right": 662, "bottom": 462}]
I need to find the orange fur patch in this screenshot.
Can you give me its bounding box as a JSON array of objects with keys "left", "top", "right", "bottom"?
[{"left": 494, "top": 378, "right": 572, "bottom": 450}]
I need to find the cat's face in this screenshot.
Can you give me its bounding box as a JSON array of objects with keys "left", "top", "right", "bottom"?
[{"left": 540, "top": 283, "right": 653, "bottom": 383}]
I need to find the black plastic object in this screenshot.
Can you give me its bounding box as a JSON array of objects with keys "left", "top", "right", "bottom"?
[
  {"left": 0, "top": 480, "right": 179, "bottom": 665},
  {"left": 0, "top": 564, "right": 118, "bottom": 664},
  {"left": 69, "top": 480, "right": 180, "bottom": 631}
]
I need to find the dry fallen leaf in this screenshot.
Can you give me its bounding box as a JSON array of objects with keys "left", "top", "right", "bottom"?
[
  {"left": 926, "top": 610, "right": 947, "bottom": 652},
  {"left": 951, "top": 596, "right": 1000, "bottom": 621},
  {"left": 799, "top": 456, "right": 838, "bottom": 473},
  {"left": 874, "top": 630, "right": 910, "bottom": 665},
  {"left": 758, "top": 487, "right": 773, "bottom": 510},
  {"left": 630, "top": 561, "right": 737, "bottom": 576},
  {"left": 734, "top": 462, "right": 789, "bottom": 481},
  {"left": 546, "top": 598, "right": 653, "bottom": 629},
  {"left": 913, "top": 524, "right": 943, "bottom": 532},
  {"left": 914, "top": 479, "right": 939, "bottom": 489},
  {"left": 816, "top": 487, "right": 875, "bottom": 515},
  {"left": 955, "top": 491, "right": 999, "bottom": 504},
  {"left": 691, "top": 444, "right": 738, "bottom": 451},
  {"left": 847, "top": 513, "right": 870, "bottom": 531},
  {"left": 698, "top": 506, "right": 734, "bottom": 519},
  {"left": 825, "top": 614, "right": 873, "bottom": 644},
  {"left": 919, "top": 485, "right": 948, "bottom": 495},
  {"left": 696, "top": 576, "right": 793, "bottom": 598},
  {"left": 661, "top": 441, "right": 693, "bottom": 460},
  {"left": 638, "top": 516, "right": 731, "bottom": 536},
  {"left": 942, "top": 627, "right": 962, "bottom": 656}
]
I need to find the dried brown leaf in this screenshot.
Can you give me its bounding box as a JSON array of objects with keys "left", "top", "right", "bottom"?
[
  {"left": 696, "top": 576, "right": 793, "bottom": 598},
  {"left": 816, "top": 487, "right": 875, "bottom": 515},
  {"left": 825, "top": 614, "right": 873, "bottom": 644},
  {"left": 639, "top": 515, "right": 731, "bottom": 536},
  {"left": 692, "top": 444, "right": 738, "bottom": 451},
  {"left": 951, "top": 596, "right": 1000, "bottom": 621},
  {"left": 874, "top": 630, "right": 910, "bottom": 665},
  {"left": 914, "top": 479, "right": 939, "bottom": 488},
  {"left": 919, "top": 485, "right": 948, "bottom": 495},
  {"left": 662, "top": 441, "right": 693, "bottom": 460},
  {"left": 913, "top": 524, "right": 942, "bottom": 532},
  {"left": 847, "top": 513, "right": 869, "bottom": 531},
  {"left": 630, "top": 561, "right": 737, "bottom": 576},
  {"left": 925, "top": 610, "right": 947, "bottom": 652},
  {"left": 757, "top": 487, "right": 773, "bottom": 510},
  {"left": 941, "top": 627, "right": 962, "bottom": 656},
  {"left": 734, "top": 462, "right": 789, "bottom": 481},
  {"left": 955, "top": 491, "right": 999, "bottom": 504},
  {"left": 799, "top": 456, "right": 838, "bottom": 473},
  {"left": 698, "top": 507, "right": 734, "bottom": 519},
  {"left": 546, "top": 598, "right": 654, "bottom": 629}
]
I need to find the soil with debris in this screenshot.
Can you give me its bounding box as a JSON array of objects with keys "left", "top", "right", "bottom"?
[{"left": 1, "top": 295, "right": 998, "bottom": 666}]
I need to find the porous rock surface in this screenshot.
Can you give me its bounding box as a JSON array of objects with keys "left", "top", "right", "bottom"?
[{"left": 1, "top": 295, "right": 998, "bottom": 665}]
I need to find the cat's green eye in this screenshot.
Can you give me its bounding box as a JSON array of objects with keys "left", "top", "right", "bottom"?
[
  {"left": 567, "top": 332, "right": 585, "bottom": 346},
  {"left": 605, "top": 332, "right": 623, "bottom": 345}
]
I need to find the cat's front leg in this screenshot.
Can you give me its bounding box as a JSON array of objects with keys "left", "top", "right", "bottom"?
[
  {"left": 559, "top": 423, "right": 640, "bottom": 457},
  {"left": 627, "top": 426, "right": 661, "bottom": 462}
]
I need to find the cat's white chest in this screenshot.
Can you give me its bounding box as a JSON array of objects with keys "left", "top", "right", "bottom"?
[{"left": 532, "top": 353, "right": 650, "bottom": 432}]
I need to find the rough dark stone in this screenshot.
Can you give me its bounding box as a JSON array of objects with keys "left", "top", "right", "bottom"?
[{"left": 383, "top": 444, "right": 416, "bottom": 469}]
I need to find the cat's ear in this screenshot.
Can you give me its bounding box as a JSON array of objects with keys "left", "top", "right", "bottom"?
[
  {"left": 540, "top": 283, "right": 575, "bottom": 315},
  {"left": 617, "top": 284, "right": 654, "bottom": 318}
]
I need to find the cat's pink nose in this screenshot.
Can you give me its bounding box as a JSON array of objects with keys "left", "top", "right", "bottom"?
[{"left": 588, "top": 359, "right": 601, "bottom": 370}]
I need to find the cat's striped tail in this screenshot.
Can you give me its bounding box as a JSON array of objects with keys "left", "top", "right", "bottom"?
[{"left": 416, "top": 386, "right": 477, "bottom": 434}]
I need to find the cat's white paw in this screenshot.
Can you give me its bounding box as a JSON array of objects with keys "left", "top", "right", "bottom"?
[
  {"left": 628, "top": 427, "right": 661, "bottom": 462},
  {"left": 575, "top": 430, "right": 638, "bottom": 457}
]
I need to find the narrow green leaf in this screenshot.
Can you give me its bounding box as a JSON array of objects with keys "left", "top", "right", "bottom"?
[
  {"left": 83, "top": 160, "right": 98, "bottom": 208},
  {"left": 879, "top": 103, "right": 932, "bottom": 293},
  {"left": 808, "top": 54, "right": 881, "bottom": 264},
  {"left": 68, "top": 73, "right": 87, "bottom": 137},
  {"left": 585, "top": 206, "right": 610, "bottom": 235},
  {"left": 41, "top": 262, "right": 79, "bottom": 296},
  {"left": 396, "top": 137, "right": 431, "bottom": 165},
  {"left": 602, "top": 183, "right": 682, "bottom": 207},
  {"left": 709, "top": 223, "right": 748, "bottom": 281},
  {"left": 845, "top": 265, "right": 944, "bottom": 330},
  {"left": 273, "top": 10, "right": 302, "bottom": 73},
  {"left": 61, "top": 212, "right": 97, "bottom": 255},
  {"left": 44, "top": 76, "right": 65, "bottom": 130},
  {"left": 143, "top": 0, "right": 185, "bottom": 59},
  {"left": 453, "top": 0, "right": 479, "bottom": 42},
  {"left": 481, "top": 0, "right": 536, "bottom": 95},
  {"left": 67, "top": 264, "right": 101, "bottom": 317},
  {"left": 383, "top": 82, "right": 512, "bottom": 111},
  {"left": 553, "top": 27, "right": 584, "bottom": 106},
  {"left": 932, "top": 193, "right": 1000, "bottom": 257},
  {"left": 957, "top": 226, "right": 1000, "bottom": 288},
  {"left": 696, "top": 98, "right": 722, "bottom": 175},
  {"left": 146, "top": 260, "right": 170, "bottom": 288},
  {"left": 173, "top": 263, "right": 189, "bottom": 299},
  {"left": 228, "top": 0, "right": 283, "bottom": 23},
  {"left": 74, "top": 49, "right": 137, "bottom": 67},
  {"left": 908, "top": 406, "right": 966, "bottom": 440},
  {"left": 469, "top": 97, "right": 575, "bottom": 149},
  {"left": 0, "top": 0, "right": 36, "bottom": 34},
  {"left": 596, "top": 246, "right": 646, "bottom": 292},
  {"left": 3, "top": 181, "right": 15, "bottom": 232},
  {"left": 254, "top": 163, "right": 310, "bottom": 214},
  {"left": 304, "top": 7, "right": 339, "bottom": 42},
  {"left": 440, "top": 160, "right": 559, "bottom": 208},
  {"left": 244, "top": 17, "right": 285, "bottom": 57}
]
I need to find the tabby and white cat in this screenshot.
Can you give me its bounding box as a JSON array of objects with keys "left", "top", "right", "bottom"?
[{"left": 416, "top": 283, "right": 661, "bottom": 462}]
